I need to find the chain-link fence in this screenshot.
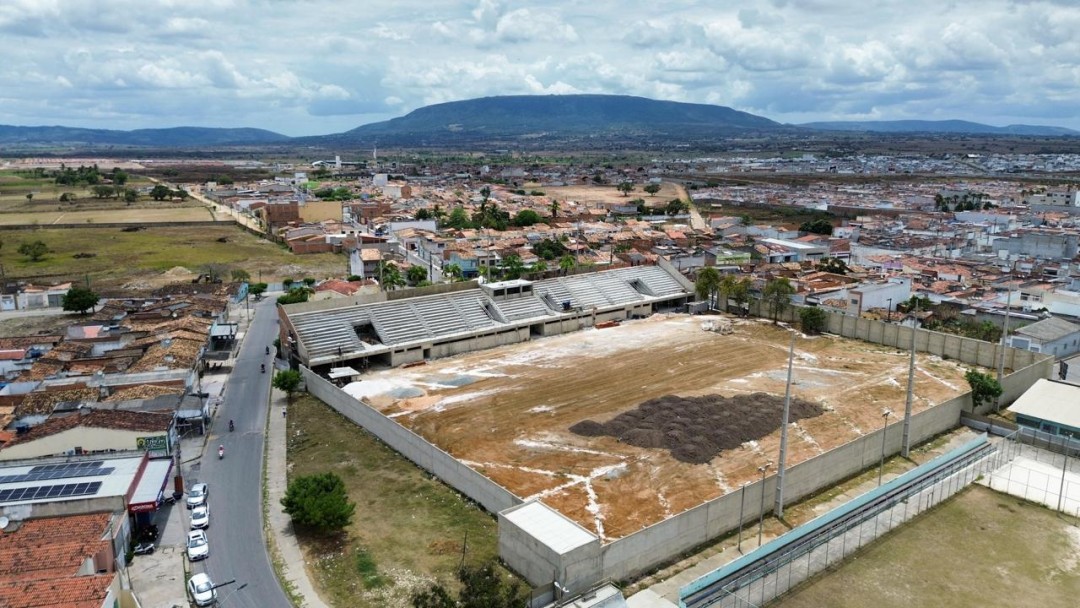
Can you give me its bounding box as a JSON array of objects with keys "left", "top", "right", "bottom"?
[
  {"left": 687, "top": 440, "right": 996, "bottom": 608},
  {"left": 981, "top": 429, "right": 1080, "bottom": 518}
]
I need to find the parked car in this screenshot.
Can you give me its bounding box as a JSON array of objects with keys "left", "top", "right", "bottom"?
[
  {"left": 187, "top": 572, "right": 217, "bottom": 606},
  {"left": 186, "top": 530, "right": 209, "bottom": 561},
  {"left": 186, "top": 483, "right": 208, "bottom": 509},
  {"left": 191, "top": 504, "right": 210, "bottom": 529}
]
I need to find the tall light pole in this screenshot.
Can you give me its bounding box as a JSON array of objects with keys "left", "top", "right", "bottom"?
[
  {"left": 757, "top": 462, "right": 771, "bottom": 546},
  {"left": 879, "top": 409, "right": 893, "bottom": 486},
  {"left": 901, "top": 300, "right": 918, "bottom": 458},
  {"left": 886, "top": 298, "right": 892, "bottom": 321},
  {"left": 774, "top": 332, "right": 796, "bottom": 519},
  {"left": 217, "top": 582, "right": 248, "bottom": 606}
]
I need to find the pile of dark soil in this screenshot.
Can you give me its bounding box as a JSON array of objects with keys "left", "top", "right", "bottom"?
[{"left": 570, "top": 393, "right": 825, "bottom": 464}]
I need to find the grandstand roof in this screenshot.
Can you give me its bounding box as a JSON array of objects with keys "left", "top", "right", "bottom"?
[{"left": 287, "top": 265, "right": 690, "bottom": 363}]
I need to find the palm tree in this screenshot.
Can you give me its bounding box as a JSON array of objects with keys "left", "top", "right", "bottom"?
[
  {"left": 444, "top": 263, "right": 463, "bottom": 282},
  {"left": 377, "top": 261, "right": 405, "bottom": 291},
  {"left": 503, "top": 255, "right": 525, "bottom": 280},
  {"left": 762, "top": 277, "right": 795, "bottom": 323},
  {"left": 718, "top": 274, "right": 740, "bottom": 313},
  {"left": 695, "top": 267, "right": 721, "bottom": 310},
  {"left": 550, "top": 200, "right": 560, "bottom": 220},
  {"left": 559, "top": 254, "right": 576, "bottom": 275},
  {"left": 531, "top": 260, "right": 548, "bottom": 273}
]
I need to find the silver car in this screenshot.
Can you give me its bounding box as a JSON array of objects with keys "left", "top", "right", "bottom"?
[{"left": 186, "top": 483, "right": 208, "bottom": 509}]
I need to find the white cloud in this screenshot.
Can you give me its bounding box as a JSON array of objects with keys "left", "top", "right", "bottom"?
[{"left": 1, "top": 0, "right": 1078, "bottom": 134}]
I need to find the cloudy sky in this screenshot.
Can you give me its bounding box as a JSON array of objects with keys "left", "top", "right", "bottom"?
[{"left": 2, "top": 0, "right": 1078, "bottom": 136}]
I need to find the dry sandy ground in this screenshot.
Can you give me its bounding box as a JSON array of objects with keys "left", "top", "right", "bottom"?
[
  {"left": 0, "top": 207, "right": 216, "bottom": 225},
  {"left": 542, "top": 182, "right": 685, "bottom": 207},
  {"left": 347, "top": 314, "right": 974, "bottom": 541}
]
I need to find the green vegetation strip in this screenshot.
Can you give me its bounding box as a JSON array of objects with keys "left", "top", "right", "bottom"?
[{"left": 286, "top": 394, "right": 506, "bottom": 608}]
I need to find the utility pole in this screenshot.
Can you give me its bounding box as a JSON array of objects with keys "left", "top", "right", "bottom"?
[
  {"left": 996, "top": 290, "right": 1013, "bottom": 411},
  {"left": 901, "top": 300, "right": 918, "bottom": 458},
  {"left": 774, "top": 332, "right": 796, "bottom": 518}
]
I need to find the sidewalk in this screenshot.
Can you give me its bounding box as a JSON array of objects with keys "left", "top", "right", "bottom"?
[{"left": 266, "top": 386, "right": 330, "bottom": 608}]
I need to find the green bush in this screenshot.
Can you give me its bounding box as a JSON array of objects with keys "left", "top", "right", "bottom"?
[{"left": 280, "top": 472, "right": 355, "bottom": 534}]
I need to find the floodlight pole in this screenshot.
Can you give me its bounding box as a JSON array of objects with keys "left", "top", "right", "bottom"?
[
  {"left": 774, "top": 332, "right": 796, "bottom": 519},
  {"left": 901, "top": 300, "right": 918, "bottom": 458},
  {"left": 996, "top": 290, "right": 1013, "bottom": 412}
]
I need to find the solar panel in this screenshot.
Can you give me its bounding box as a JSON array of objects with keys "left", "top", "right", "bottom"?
[
  {"left": 0, "top": 465, "right": 114, "bottom": 484},
  {"left": 0, "top": 481, "right": 102, "bottom": 503}
]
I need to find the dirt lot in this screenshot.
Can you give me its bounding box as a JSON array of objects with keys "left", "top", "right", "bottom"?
[
  {"left": 776, "top": 485, "right": 1080, "bottom": 608},
  {"left": 542, "top": 182, "right": 685, "bottom": 207},
  {"left": 347, "top": 315, "right": 975, "bottom": 541}
]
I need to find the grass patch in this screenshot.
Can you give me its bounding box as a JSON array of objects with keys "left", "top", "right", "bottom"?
[
  {"left": 776, "top": 485, "right": 1080, "bottom": 608},
  {"left": 286, "top": 394, "right": 509, "bottom": 608},
  {"left": 0, "top": 225, "right": 342, "bottom": 290}
]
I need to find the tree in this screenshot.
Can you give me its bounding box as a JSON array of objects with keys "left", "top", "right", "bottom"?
[
  {"left": 799, "top": 306, "right": 828, "bottom": 334},
  {"left": 501, "top": 255, "right": 525, "bottom": 280},
  {"left": 411, "top": 562, "right": 528, "bottom": 608},
  {"left": 799, "top": 219, "right": 833, "bottom": 235},
  {"left": 550, "top": 200, "right": 560, "bottom": 219},
  {"left": 272, "top": 369, "right": 303, "bottom": 400},
  {"left": 111, "top": 168, "right": 129, "bottom": 186},
  {"left": 444, "top": 263, "right": 463, "bottom": 282},
  {"left": 231, "top": 269, "right": 251, "bottom": 282},
  {"left": 643, "top": 183, "right": 661, "bottom": 196},
  {"left": 617, "top": 181, "right": 634, "bottom": 196},
  {"left": 150, "top": 184, "right": 172, "bottom": 201},
  {"left": 695, "top": 267, "right": 721, "bottom": 309},
  {"left": 280, "top": 472, "right": 355, "bottom": 534},
  {"left": 91, "top": 185, "right": 115, "bottom": 199},
  {"left": 377, "top": 262, "right": 406, "bottom": 290},
  {"left": 512, "top": 209, "right": 541, "bottom": 227},
  {"left": 665, "top": 199, "right": 686, "bottom": 216},
  {"left": 815, "top": 257, "right": 849, "bottom": 275},
  {"left": 415, "top": 208, "right": 433, "bottom": 221},
  {"left": 59, "top": 192, "right": 75, "bottom": 202},
  {"left": 62, "top": 286, "right": 99, "bottom": 314},
  {"left": 446, "top": 207, "right": 472, "bottom": 230},
  {"left": 406, "top": 265, "right": 428, "bottom": 285},
  {"left": 249, "top": 282, "right": 268, "bottom": 297},
  {"left": 559, "top": 254, "right": 576, "bottom": 274},
  {"left": 302, "top": 277, "right": 317, "bottom": 287},
  {"left": 530, "top": 260, "right": 548, "bottom": 273},
  {"left": 762, "top": 277, "right": 795, "bottom": 323},
  {"left": 479, "top": 185, "right": 491, "bottom": 203},
  {"left": 276, "top": 288, "right": 310, "bottom": 305},
  {"left": 18, "top": 240, "right": 49, "bottom": 262},
  {"left": 25, "top": 193, "right": 33, "bottom": 202},
  {"left": 533, "top": 238, "right": 568, "bottom": 261},
  {"left": 965, "top": 369, "right": 1002, "bottom": 410},
  {"left": 731, "top": 277, "right": 752, "bottom": 315},
  {"left": 123, "top": 189, "right": 138, "bottom": 203}
]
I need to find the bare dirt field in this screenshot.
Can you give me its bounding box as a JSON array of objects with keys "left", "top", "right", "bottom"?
[
  {"left": 776, "top": 485, "right": 1080, "bottom": 608},
  {"left": 542, "top": 182, "right": 685, "bottom": 207},
  {"left": 347, "top": 315, "right": 975, "bottom": 541},
  {"left": 0, "top": 207, "right": 215, "bottom": 225}
]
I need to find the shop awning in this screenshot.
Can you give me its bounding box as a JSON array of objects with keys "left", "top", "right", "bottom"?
[{"left": 128, "top": 459, "right": 173, "bottom": 513}]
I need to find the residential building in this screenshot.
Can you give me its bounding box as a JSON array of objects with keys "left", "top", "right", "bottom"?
[{"left": 1008, "top": 316, "right": 1080, "bottom": 358}]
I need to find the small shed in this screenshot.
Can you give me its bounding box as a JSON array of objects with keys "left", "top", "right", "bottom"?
[
  {"left": 1008, "top": 378, "right": 1080, "bottom": 438},
  {"left": 328, "top": 366, "right": 361, "bottom": 385}
]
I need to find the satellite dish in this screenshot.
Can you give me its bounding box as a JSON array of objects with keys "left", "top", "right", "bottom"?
[{"left": 0, "top": 516, "right": 9, "bottom": 531}]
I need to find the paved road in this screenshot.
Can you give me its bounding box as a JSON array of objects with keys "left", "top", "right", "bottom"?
[{"left": 191, "top": 297, "right": 288, "bottom": 607}]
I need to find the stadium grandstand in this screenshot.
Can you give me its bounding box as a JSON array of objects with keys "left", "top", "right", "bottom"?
[{"left": 281, "top": 265, "right": 694, "bottom": 373}]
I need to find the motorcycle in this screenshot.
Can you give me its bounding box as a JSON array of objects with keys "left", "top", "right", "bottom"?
[
  {"left": 261, "top": 363, "right": 266, "bottom": 374},
  {"left": 133, "top": 541, "right": 156, "bottom": 556},
  {"left": 218, "top": 445, "right": 225, "bottom": 460},
  {"left": 229, "top": 420, "right": 234, "bottom": 432},
  {"left": 265, "top": 346, "right": 270, "bottom": 355}
]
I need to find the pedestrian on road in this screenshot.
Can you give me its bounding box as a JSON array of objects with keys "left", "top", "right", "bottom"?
[{"left": 282, "top": 406, "right": 286, "bottom": 418}]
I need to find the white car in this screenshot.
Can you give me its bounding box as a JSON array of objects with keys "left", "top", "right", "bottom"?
[
  {"left": 186, "top": 483, "right": 208, "bottom": 509},
  {"left": 191, "top": 504, "right": 210, "bottom": 529},
  {"left": 186, "top": 530, "right": 209, "bottom": 561},
  {"left": 187, "top": 572, "right": 217, "bottom": 606}
]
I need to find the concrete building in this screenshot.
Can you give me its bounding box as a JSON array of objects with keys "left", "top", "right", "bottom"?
[
  {"left": 1008, "top": 378, "right": 1080, "bottom": 438},
  {"left": 1008, "top": 316, "right": 1080, "bottom": 358},
  {"left": 0, "top": 409, "right": 176, "bottom": 462},
  {"left": 1023, "top": 190, "right": 1080, "bottom": 207},
  {"left": 846, "top": 277, "right": 913, "bottom": 317},
  {"left": 997, "top": 232, "right": 1080, "bottom": 261}
]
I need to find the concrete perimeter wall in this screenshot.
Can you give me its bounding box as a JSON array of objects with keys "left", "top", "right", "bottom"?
[{"left": 302, "top": 367, "right": 521, "bottom": 515}]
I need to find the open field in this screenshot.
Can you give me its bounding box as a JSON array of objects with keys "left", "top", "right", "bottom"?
[
  {"left": 286, "top": 394, "right": 505, "bottom": 608},
  {"left": 347, "top": 315, "right": 976, "bottom": 541},
  {"left": 0, "top": 225, "right": 343, "bottom": 292},
  {"left": 542, "top": 181, "right": 686, "bottom": 207},
  {"left": 776, "top": 485, "right": 1080, "bottom": 608}
]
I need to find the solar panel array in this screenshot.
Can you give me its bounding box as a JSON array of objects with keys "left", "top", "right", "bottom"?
[
  {"left": 0, "top": 460, "right": 113, "bottom": 484},
  {"left": 0, "top": 481, "right": 102, "bottom": 503}
]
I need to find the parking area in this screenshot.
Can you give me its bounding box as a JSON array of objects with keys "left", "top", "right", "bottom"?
[{"left": 127, "top": 370, "right": 228, "bottom": 607}]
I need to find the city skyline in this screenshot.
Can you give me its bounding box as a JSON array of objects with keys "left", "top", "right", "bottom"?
[{"left": 1, "top": 0, "right": 1078, "bottom": 136}]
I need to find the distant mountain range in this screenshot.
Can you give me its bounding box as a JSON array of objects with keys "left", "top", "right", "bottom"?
[
  {"left": 0, "top": 125, "right": 290, "bottom": 147},
  {"left": 797, "top": 119, "right": 1079, "bottom": 137},
  {"left": 1, "top": 95, "right": 1076, "bottom": 148}
]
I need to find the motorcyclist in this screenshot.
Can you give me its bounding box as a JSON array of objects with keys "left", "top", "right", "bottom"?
[
  {"left": 229, "top": 420, "right": 234, "bottom": 432},
  {"left": 218, "top": 444, "right": 225, "bottom": 459},
  {"left": 265, "top": 346, "right": 270, "bottom": 355},
  {"left": 261, "top": 363, "right": 266, "bottom": 373}
]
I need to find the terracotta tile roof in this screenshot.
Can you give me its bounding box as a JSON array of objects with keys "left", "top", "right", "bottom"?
[
  {"left": 0, "top": 336, "right": 62, "bottom": 350},
  {"left": 126, "top": 336, "right": 202, "bottom": 373},
  {"left": 103, "top": 384, "right": 183, "bottom": 402},
  {"left": 3, "top": 409, "right": 172, "bottom": 448},
  {"left": 13, "top": 387, "right": 98, "bottom": 418},
  {"left": 15, "top": 361, "right": 65, "bottom": 382},
  {"left": 0, "top": 512, "right": 112, "bottom": 583},
  {"left": 0, "top": 567, "right": 114, "bottom": 607}
]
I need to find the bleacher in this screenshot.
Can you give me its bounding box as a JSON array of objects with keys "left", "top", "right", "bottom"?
[{"left": 289, "top": 265, "right": 693, "bottom": 362}]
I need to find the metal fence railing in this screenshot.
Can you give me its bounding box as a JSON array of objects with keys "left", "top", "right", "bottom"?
[{"left": 981, "top": 429, "right": 1080, "bottom": 519}]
